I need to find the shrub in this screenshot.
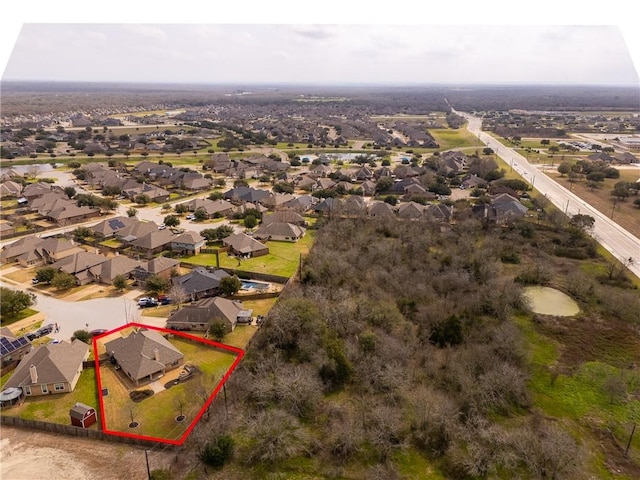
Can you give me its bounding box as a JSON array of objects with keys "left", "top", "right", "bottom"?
[
  {"left": 200, "top": 435, "right": 234, "bottom": 467},
  {"left": 130, "top": 390, "right": 154, "bottom": 402}
]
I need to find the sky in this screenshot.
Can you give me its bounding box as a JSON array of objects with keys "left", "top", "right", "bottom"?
[{"left": 1, "top": 2, "right": 639, "bottom": 87}]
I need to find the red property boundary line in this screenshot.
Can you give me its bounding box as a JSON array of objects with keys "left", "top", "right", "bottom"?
[{"left": 92, "top": 322, "right": 244, "bottom": 446}]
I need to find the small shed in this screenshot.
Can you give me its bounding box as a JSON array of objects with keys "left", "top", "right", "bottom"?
[{"left": 70, "top": 402, "right": 97, "bottom": 428}]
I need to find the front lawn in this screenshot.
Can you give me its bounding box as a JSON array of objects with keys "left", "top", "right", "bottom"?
[{"left": 0, "top": 308, "right": 39, "bottom": 327}]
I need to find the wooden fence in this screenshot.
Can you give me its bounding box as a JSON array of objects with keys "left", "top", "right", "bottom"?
[{"left": 0, "top": 415, "right": 179, "bottom": 450}]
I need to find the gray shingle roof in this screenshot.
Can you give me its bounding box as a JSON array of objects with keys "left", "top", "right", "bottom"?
[
  {"left": 105, "top": 329, "right": 183, "bottom": 382},
  {"left": 5, "top": 340, "right": 89, "bottom": 388}
]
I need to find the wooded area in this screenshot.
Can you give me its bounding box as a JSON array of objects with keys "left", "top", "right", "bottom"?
[{"left": 176, "top": 212, "right": 640, "bottom": 479}]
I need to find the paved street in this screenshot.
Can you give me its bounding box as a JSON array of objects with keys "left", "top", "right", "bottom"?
[{"left": 458, "top": 111, "right": 640, "bottom": 279}]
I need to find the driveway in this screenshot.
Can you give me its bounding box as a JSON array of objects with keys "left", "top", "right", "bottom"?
[{"left": 27, "top": 292, "right": 168, "bottom": 341}]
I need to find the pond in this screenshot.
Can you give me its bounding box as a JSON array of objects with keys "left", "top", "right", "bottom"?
[{"left": 523, "top": 286, "right": 580, "bottom": 316}]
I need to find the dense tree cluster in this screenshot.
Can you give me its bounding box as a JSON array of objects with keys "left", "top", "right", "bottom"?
[{"left": 197, "top": 216, "right": 601, "bottom": 477}]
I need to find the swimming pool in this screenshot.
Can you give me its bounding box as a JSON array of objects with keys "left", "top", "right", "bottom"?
[{"left": 241, "top": 280, "right": 270, "bottom": 290}]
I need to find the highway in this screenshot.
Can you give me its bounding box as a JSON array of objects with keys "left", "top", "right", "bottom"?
[{"left": 456, "top": 111, "right": 640, "bottom": 279}]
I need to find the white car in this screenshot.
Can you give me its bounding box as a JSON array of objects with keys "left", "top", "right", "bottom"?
[
  {"left": 158, "top": 224, "right": 166, "bottom": 230},
  {"left": 185, "top": 214, "right": 195, "bottom": 220}
]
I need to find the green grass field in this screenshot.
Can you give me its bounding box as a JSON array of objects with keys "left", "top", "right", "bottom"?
[
  {"left": 182, "top": 229, "right": 315, "bottom": 278},
  {"left": 429, "top": 127, "right": 485, "bottom": 150},
  {"left": 99, "top": 333, "right": 239, "bottom": 440},
  {"left": 1, "top": 368, "right": 100, "bottom": 426}
]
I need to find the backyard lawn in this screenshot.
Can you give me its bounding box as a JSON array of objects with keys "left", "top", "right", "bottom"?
[
  {"left": 98, "top": 333, "right": 240, "bottom": 441},
  {"left": 182, "top": 228, "right": 316, "bottom": 278},
  {"left": 1, "top": 368, "right": 100, "bottom": 426}
]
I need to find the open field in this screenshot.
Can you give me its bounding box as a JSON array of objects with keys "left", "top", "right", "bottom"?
[
  {"left": 546, "top": 169, "right": 640, "bottom": 238},
  {"left": 429, "top": 127, "right": 485, "bottom": 150}
]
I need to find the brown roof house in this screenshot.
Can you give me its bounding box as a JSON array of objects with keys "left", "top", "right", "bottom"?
[
  {"left": 0, "top": 236, "right": 83, "bottom": 267},
  {"left": 129, "top": 229, "right": 176, "bottom": 259},
  {"left": 88, "top": 255, "right": 145, "bottom": 285},
  {"left": 132, "top": 256, "right": 181, "bottom": 283},
  {"left": 50, "top": 251, "right": 109, "bottom": 285},
  {"left": 105, "top": 329, "right": 184, "bottom": 386},
  {"left": 253, "top": 222, "right": 305, "bottom": 242},
  {"left": 166, "top": 296, "right": 252, "bottom": 333},
  {"left": 171, "top": 231, "right": 206, "bottom": 255},
  {"left": 4, "top": 339, "right": 89, "bottom": 397},
  {"left": 222, "top": 232, "right": 269, "bottom": 258}
]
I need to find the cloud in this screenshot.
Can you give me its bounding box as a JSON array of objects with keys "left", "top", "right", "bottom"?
[{"left": 1, "top": 24, "right": 637, "bottom": 85}]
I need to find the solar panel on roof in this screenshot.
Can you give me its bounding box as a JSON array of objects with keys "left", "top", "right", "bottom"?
[
  {"left": 0, "top": 335, "right": 30, "bottom": 356},
  {"left": 108, "top": 218, "right": 126, "bottom": 229}
]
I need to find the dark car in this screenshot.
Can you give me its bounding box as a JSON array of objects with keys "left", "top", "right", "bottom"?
[
  {"left": 37, "top": 324, "right": 54, "bottom": 336},
  {"left": 89, "top": 329, "right": 108, "bottom": 337},
  {"left": 26, "top": 331, "right": 40, "bottom": 341}
]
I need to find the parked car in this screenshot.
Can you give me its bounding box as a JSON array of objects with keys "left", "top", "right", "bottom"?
[
  {"left": 158, "top": 224, "right": 167, "bottom": 230},
  {"left": 137, "top": 297, "right": 156, "bottom": 306},
  {"left": 157, "top": 294, "right": 172, "bottom": 305},
  {"left": 185, "top": 214, "right": 195, "bottom": 220},
  {"left": 31, "top": 278, "right": 39, "bottom": 285},
  {"left": 37, "top": 324, "right": 55, "bottom": 336},
  {"left": 89, "top": 329, "right": 108, "bottom": 337},
  {"left": 26, "top": 331, "right": 40, "bottom": 341},
  {"left": 139, "top": 299, "right": 159, "bottom": 308}
]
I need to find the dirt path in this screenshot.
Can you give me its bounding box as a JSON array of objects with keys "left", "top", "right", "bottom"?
[{"left": 0, "top": 426, "right": 174, "bottom": 479}]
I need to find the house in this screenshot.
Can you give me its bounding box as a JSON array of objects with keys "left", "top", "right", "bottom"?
[
  {"left": 0, "top": 236, "right": 83, "bottom": 267},
  {"left": 88, "top": 255, "right": 145, "bottom": 285},
  {"left": 166, "top": 296, "right": 252, "bottom": 332},
  {"left": 397, "top": 201, "right": 426, "bottom": 219},
  {"left": 224, "top": 186, "right": 270, "bottom": 205},
  {"left": 46, "top": 204, "right": 101, "bottom": 225},
  {"left": 69, "top": 403, "right": 97, "bottom": 428},
  {"left": 132, "top": 256, "right": 181, "bottom": 283},
  {"left": 253, "top": 222, "right": 305, "bottom": 242},
  {"left": 90, "top": 216, "right": 138, "bottom": 239},
  {"left": 0, "top": 180, "right": 23, "bottom": 198},
  {"left": 425, "top": 204, "right": 454, "bottom": 222},
  {"left": 50, "top": 251, "right": 109, "bottom": 285},
  {"left": 282, "top": 194, "right": 317, "bottom": 212},
  {"left": 342, "top": 195, "right": 367, "bottom": 215},
  {"left": 587, "top": 152, "right": 614, "bottom": 163},
  {"left": 368, "top": 201, "right": 395, "bottom": 217},
  {"left": 171, "top": 266, "right": 230, "bottom": 301},
  {"left": 182, "top": 198, "right": 234, "bottom": 218},
  {"left": 21, "top": 182, "right": 52, "bottom": 201},
  {"left": 171, "top": 231, "right": 206, "bottom": 255},
  {"left": 259, "top": 192, "right": 296, "bottom": 210},
  {"left": 223, "top": 232, "right": 269, "bottom": 258},
  {"left": 614, "top": 152, "right": 638, "bottom": 164},
  {"left": 1, "top": 327, "right": 32, "bottom": 373},
  {"left": 4, "top": 340, "right": 90, "bottom": 396},
  {"left": 461, "top": 174, "right": 487, "bottom": 190},
  {"left": 0, "top": 222, "right": 16, "bottom": 237},
  {"left": 491, "top": 193, "right": 528, "bottom": 221},
  {"left": 105, "top": 329, "right": 184, "bottom": 387},
  {"left": 262, "top": 210, "right": 307, "bottom": 227},
  {"left": 314, "top": 197, "right": 342, "bottom": 214},
  {"left": 129, "top": 229, "right": 176, "bottom": 259}
]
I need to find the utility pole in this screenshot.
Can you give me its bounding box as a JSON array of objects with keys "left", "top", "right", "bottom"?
[
  {"left": 625, "top": 423, "right": 636, "bottom": 457},
  {"left": 145, "top": 450, "right": 151, "bottom": 480}
]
